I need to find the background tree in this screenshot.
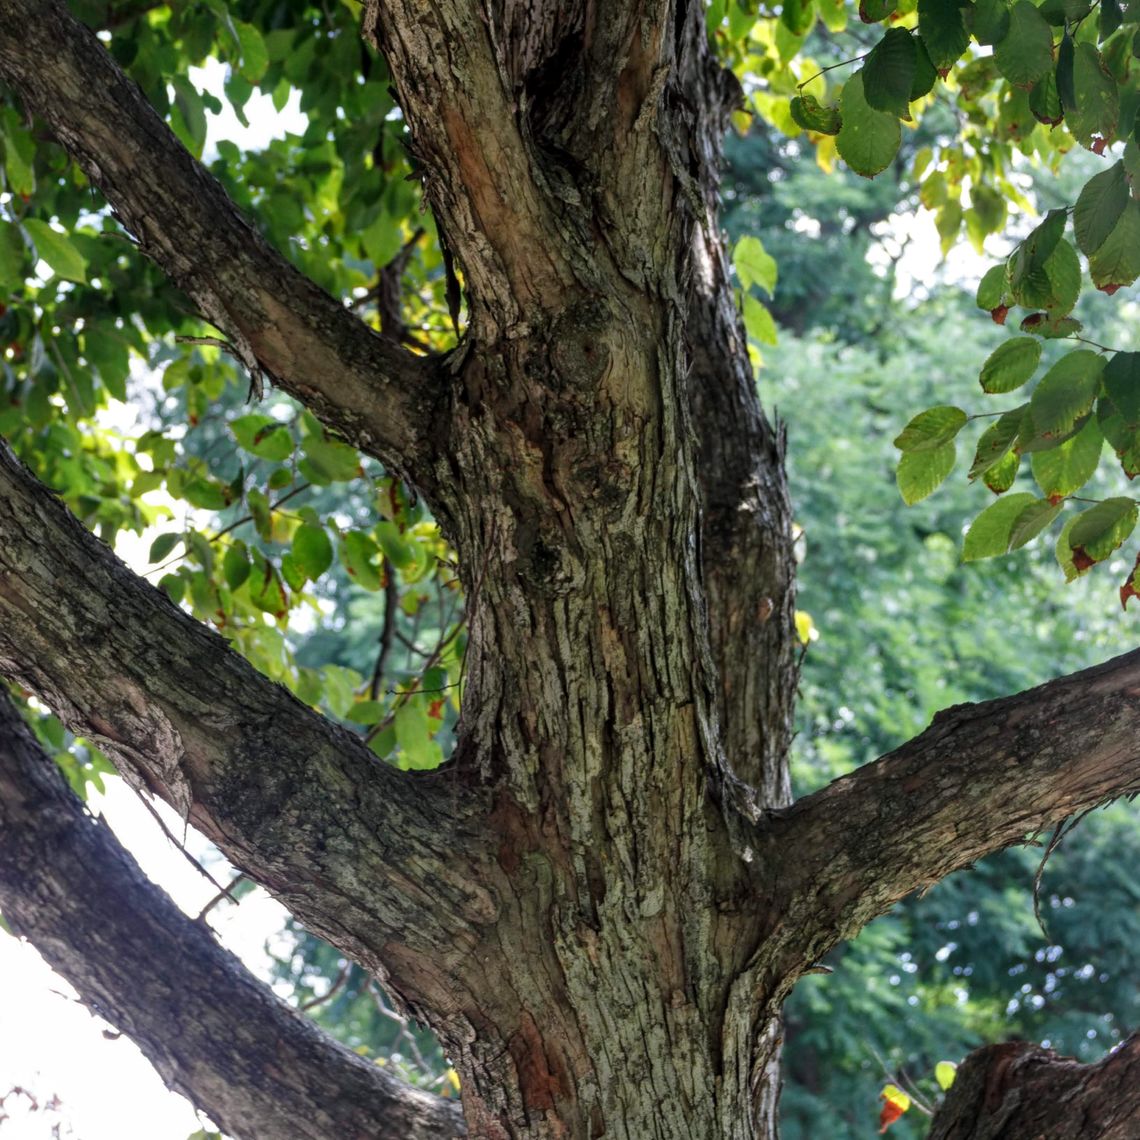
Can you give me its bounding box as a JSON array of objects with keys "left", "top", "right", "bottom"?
[{"left": 3, "top": 2, "right": 1140, "bottom": 1139}]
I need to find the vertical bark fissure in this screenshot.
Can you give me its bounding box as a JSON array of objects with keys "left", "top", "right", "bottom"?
[{"left": 358, "top": 3, "right": 797, "bottom": 1137}]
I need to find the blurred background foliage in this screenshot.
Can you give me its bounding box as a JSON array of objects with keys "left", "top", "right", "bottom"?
[{"left": 2, "top": 1, "right": 1139, "bottom": 1137}]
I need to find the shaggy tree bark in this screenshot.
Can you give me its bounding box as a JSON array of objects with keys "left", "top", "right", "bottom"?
[{"left": 0, "top": 2, "right": 1138, "bottom": 1139}]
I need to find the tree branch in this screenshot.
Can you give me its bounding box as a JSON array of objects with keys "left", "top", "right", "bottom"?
[
  {"left": 0, "top": 0, "right": 446, "bottom": 486},
  {"left": 0, "top": 689, "right": 466, "bottom": 1140},
  {"left": 764, "top": 649, "right": 1140, "bottom": 976},
  {"left": 0, "top": 438, "right": 490, "bottom": 1007}
]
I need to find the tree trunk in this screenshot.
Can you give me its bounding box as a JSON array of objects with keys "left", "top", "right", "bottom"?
[{"left": 3, "top": 3, "right": 1140, "bottom": 1139}]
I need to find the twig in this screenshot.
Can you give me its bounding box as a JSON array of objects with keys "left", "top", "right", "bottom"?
[
  {"left": 300, "top": 960, "right": 351, "bottom": 1012},
  {"left": 196, "top": 872, "right": 248, "bottom": 922},
  {"left": 370, "top": 558, "right": 400, "bottom": 701}
]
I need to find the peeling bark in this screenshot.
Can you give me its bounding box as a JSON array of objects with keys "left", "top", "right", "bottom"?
[{"left": 0, "top": 690, "right": 465, "bottom": 1140}]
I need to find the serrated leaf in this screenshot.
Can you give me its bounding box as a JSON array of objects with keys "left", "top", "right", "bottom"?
[
  {"left": 979, "top": 337, "right": 1041, "bottom": 393},
  {"left": 1057, "top": 31, "right": 1077, "bottom": 113},
  {"left": 1009, "top": 209, "right": 1067, "bottom": 285},
  {"left": 864, "top": 28, "right": 917, "bottom": 117},
  {"left": 984, "top": 447, "right": 1021, "bottom": 491},
  {"left": 860, "top": 0, "right": 896, "bottom": 21},
  {"left": 1012, "top": 237, "right": 1081, "bottom": 315},
  {"left": 994, "top": 1, "right": 1055, "bottom": 87},
  {"left": 790, "top": 93, "right": 843, "bottom": 135},
  {"left": 1029, "top": 69, "right": 1063, "bottom": 125},
  {"left": 969, "top": 406, "right": 1026, "bottom": 478},
  {"left": 1074, "top": 161, "right": 1129, "bottom": 256},
  {"left": 733, "top": 235, "right": 778, "bottom": 295},
  {"left": 1030, "top": 350, "right": 1106, "bottom": 438},
  {"left": 963, "top": 492, "right": 1039, "bottom": 560},
  {"left": 897, "top": 441, "right": 956, "bottom": 504},
  {"left": 918, "top": 0, "right": 969, "bottom": 72},
  {"left": 23, "top": 219, "right": 87, "bottom": 283},
  {"left": 293, "top": 523, "right": 334, "bottom": 581},
  {"left": 1097, "top": 396, "right": 1140, "bottom": 476},
  {"left": 1069, "top": 496, "right": 1138, "bottom": 562},
  {"left": 1009, "top": 498, "right": 1064, "bottom": 549},
  {"left": 894, "top": 405, "right": 968, "bottom": 451},
  {"left": 976, "top": 264, "right": 1010, "bottom": 310},
  {"left": 1068, "top": 42, "right": 1118, "bottom": 149},
  {"left": 1056, "top": 515, "right": 1083, "bottom": 580},
  {"left": 837, "top": 71, "right": 901, "bottom": 178},
  {"left": 1103, "top": 352, "right": 1140, "bottom": 423},
  {"left": 1088, "top": 197, "right": 1140, "bottom": 290},
  {"left": 781, "top": 0, "right": 815, "bottom": 36},
  {"left": 910, "top": 36, "right": 938, "bottom": 100},
  {"left": 1031, "top": 415, "right": 1103, "bottom": 496}
]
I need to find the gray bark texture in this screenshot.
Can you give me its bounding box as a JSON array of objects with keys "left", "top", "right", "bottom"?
[{"left": 0, "top": 1, "right": 1137, "bottom": 1138}]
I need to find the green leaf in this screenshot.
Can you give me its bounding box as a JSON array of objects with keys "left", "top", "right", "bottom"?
[
  {"left": 1067, "top": 42, "right": 1119, "bottom": 148},
  {"left": 969, "top": 406, "right": 1025, "bottom": 478},
  {"left": 863, "top": 28, "right": 917, "bottom": 117},
  {"left": 1057, "top": 31, "right": 1077, "bottom": 114},
  {"left": 1069, "top": 496, "right": 1138, "bottom": 563},
  {"left": 781, "top": 0, "right": 816, "bottom": 36},
  {"left": 1009, "top": 209, "right": 1066, "bottom": 286},
  {"left": 347, "top": 700, "right": 388, "bottom": 726},
  {"left": 897, "top": 441, "right": 956, "bottom": 504},
  {"left": 1073, "top": 161, "right": 1129, "bottom": 256},
  {"left": 790, "top": 93, "right": 842, "bottom": 135},
  {"left": 1101, "top": 0, "right": 1124, "bottom": 39},
  {"left": 1056, "top": 515, "right": 1083, "bottom": 580},
  {"left": 1088, "top": 198, "right": 1140, "bottom": 291},
  {"left": 1031, "top": 415, "right": 1103, "bottom": 496},
  {"left": 894, "top": 405, "right": 968, "bottom": 451},
  {"left": 976, "top": 264, "right": 1010, "bottom": 311},
  {"left": 910, "top": 38, "right": 938, "bottom": 100},
  {"left": 1008, "top": 497, "right": 1064, "bottom": 550},
  {"left": 994, "top": 1, "right": 1055, "bottom": 88},
  {"left": 963, "top": 492, "right": 1039, "bottom": 560},
  {"left": 23, "top": 219, "right": 87, "bottom": 283},
  {"left": 837, "top": 71, "right": 902, "bottom": 177},
  {"left": 984, "top": 448, "right": 1021, "bottom": 492},
  {"left": 742, "top": 293, "right": 778, "bottom": 345},
  {"left": 234, "top": 20, "right": 269, "bottom": 83},
  {"left": 83, "top": 328, "right": 130, "bottom": 402},
  {"left": 340, "top": 530, "right": 383, "bottom": 590},
  {"left": 223, "top": 541, "right": 251, "bottom": 590},
  {"left": 973, "top": 0, "right": 1011, "bottom": 45},
  {"left": 1029, "top": 69, "right": 1063, "bottom": 126},
  {"left": 918, "top": 0, "right": 969, "bottom": 73},
  {"left": 301, "top": 431, "right": 361, "bottom": 484},
  {"left": 1098, "top": 395, "right": 1140, "bottom": 476},
  {"left": 733, "top": 235, "right": 778, "bottom": 295},
  {"left": 249, "top": 550, "right": 288, "bottom": 617},
  {"left": 231, "top": 413, "right": 294, "bottom": 461},
  {"left": 292, "top": 523, "right": 334, "bottom": 580},
  {"left": 1103, "top": 352, "right": 1140, "bottom": 423},
  {"left": 375, "top": 520, "right": 415, "bottom": 569},
  {"left": 149, "top": 532, "right": 182, "bottom": 563},
  {"left": 0, "top": 218, "right": 26, "bottom": 290},
  {"left": 860, "top": 0, "right": 896, "bottom": 21},
  {"left": 979, "top": 337, "right": 1041, "bottom": 393},
  {"left": 1030, "top": 350, "right": 1106, "bottom": 439},
  {"left": 1011, "top": 237, "right": 1081, "bottom": 315}
]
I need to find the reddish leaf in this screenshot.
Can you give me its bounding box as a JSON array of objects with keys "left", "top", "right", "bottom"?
[
  {"left": 879, "top": 1098, "right": 905, "bottom": 1133},
  {"left": 1121, "top": 553, "right": 1140, "bottom": 609},
  {"left": 991, "top": 304, "right": 1010, "bottom": 324},
  {"left": 1072, "top": 547, "right": 1097, "bottom": 572}
]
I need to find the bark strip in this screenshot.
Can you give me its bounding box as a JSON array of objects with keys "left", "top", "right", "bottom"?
[
  {"left": 0, "top": 689, "right": 466, "bottom": 1140},
  {"left": 0, "top": 439, "right": 488, "bottom": 1004},
  {"left": 0, "top": 0, "right": 446, "bottom": 485},
  {"left": 763, "top": 648, "right": 1140, "bottom": 977}
]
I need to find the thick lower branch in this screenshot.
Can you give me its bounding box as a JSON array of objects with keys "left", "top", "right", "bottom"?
[
  {"left": 0, "top": 438, "right": 488, "bottom": 997},
  {"left": 764, "top": 649, "right": 1140, "bottom": 976},
  {"left": 0, "top": 690, "right": 465, "bottom": 1140},
  {"left": 0, "top": 0, "right": 445, "bottom": 484},
  {"left": 928, "top": 1034, "right": 1140, "bottom": 1140}
]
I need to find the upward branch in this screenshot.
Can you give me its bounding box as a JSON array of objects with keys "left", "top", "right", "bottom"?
[
  {"left": 0, "top": 0, "right": 446, "bottom": 485},
  {"left": 0, "top": 440, "right": 489, "bottom": 998},
  {"left": 763, "top": 649, "right": 1140, "bottom": 978}
]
